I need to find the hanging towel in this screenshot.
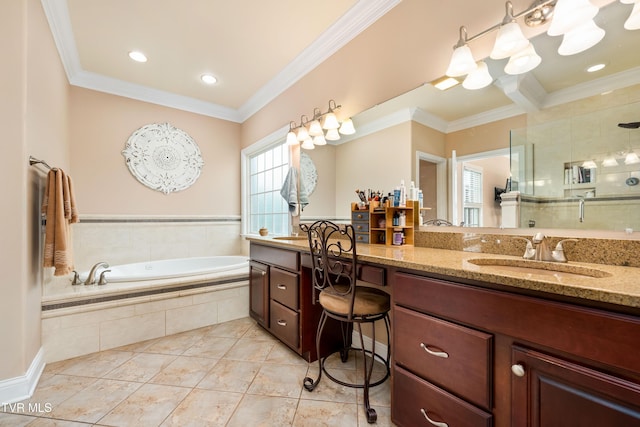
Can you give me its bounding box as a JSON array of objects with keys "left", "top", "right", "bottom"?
[
  {"left": 42, "top": 169, "right": 79, "bottom": 276},
  {"left": 280, "top": 167, "right": 309, "bottom": 215}
]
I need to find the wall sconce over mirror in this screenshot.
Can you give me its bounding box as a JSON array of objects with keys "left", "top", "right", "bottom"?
[
  {"left": 443, "top": 0, "right": 638, "bottom": 92},
  {"left": 286, "top": 100, "right": 356, "bottom": 150}
]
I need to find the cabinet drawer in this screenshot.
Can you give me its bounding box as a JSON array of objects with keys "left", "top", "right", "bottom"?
[
  {"left": 355, "top": 233, "right": 369, "bottom": 244},
  {"left": 270, "top": 300, "right": 300, "bottom": 350},
  {"left": 393, "top": 365, "right": 492, "bottom": 427},
  {"left": 394, "top": 305, "right": 492, "bottom": 409},
  {"left": 270, "top": 267, "right": 299, "bottom": 310},
  {"left": 351, "top": 211, "right": 369, "bottom": 222},
  {"left": 250, "top": 244, "right": 299, "bottom": 272},
  {"left": 353, "top": 222, "right": 369, "bottom": 233}
]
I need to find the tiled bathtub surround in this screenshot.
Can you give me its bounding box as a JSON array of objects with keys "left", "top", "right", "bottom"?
[{"left": 69, "top": 216, "right": 246, "bottom": 275}]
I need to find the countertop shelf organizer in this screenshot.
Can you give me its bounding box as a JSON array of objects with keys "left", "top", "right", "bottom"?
[{"left": 351, "top": 200, "right": 419, "bottom": 246}]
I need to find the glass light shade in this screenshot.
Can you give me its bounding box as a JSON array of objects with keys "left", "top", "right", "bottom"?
[
  {"left": 582, "top": 160, "right": 598, "bottom": 169},
  {"left": 462, "top": 61, "right": 493, "bottom": 90},
  {"left": 602, "top": 157, "right": 618, "bottom": 167},
  {"left": 301, "top": 138, "right": 315, "bottom": 150},
  {"left": 558, "top": 20, "right": 605, "bottom": 55},
  {"left": 286, "top": 131, "right": 299, "bottom": 146},
  {"left": 547, "top": 0, "right": 599, "bottom": 36},
  {"left": 445, "top": 45, "right": 477, "bottom": 77},
  {"left": 624, "top": 1, "right": 640, "bottom": 30},
  {"left": 322, "top": 112, "right": 340, "bottom": 130},
  {"left": 296, "top": 126, "right": 309, "bottom": 141},
  {"left": 339, "top": 118, "right": 356, "bottom": 135},
  {"left": 620, "top": 0, "right": 635, "bottom": 4},
  {"left": 504, "top": 43, "right": 542, "bottom": 75},
  {"left": 308, "top": 119, "right": 323, "bottom": 136},
  {"left": 312, "top": 135, "right": 327, "bottom": 146},
  {"left": 625, "top": 151, "right": 640, "bottom": 164},
  {"left": 490, "top": 22, "right": 530, "bottom": 60},
  {"left": 325, "top": 128, "right": 341, "bottom": 141}
]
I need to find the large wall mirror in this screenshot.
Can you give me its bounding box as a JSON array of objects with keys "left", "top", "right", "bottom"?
[{"left": 322, "top": 1, "right": 639, "bottom": 234}]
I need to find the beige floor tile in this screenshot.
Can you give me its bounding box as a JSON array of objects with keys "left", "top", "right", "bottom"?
[
  {"left": 292, "top": 399, "right": 359, "bottom": 427},
  {"left": 0, "top": 412, "right": 37, "bottom": 426},
  {"left": 47, "top": 378, "right": 141, "bottom": 423},
  {"left": 98, "top": 383, "right": 191, "bottom": 426},
  {"left": 24, "top": 418, "right": 93, "bottom": 426},
  {"left": 48, "top": 350, "right": 134, "bottom": 378},
  {"left": 356, "top": 377, "right": 391, "bottom": 408},
  {"left": 300, "top": 366, "right": 358, "bottom": 404},
  {"left": 242, "top": 324, "right": 279, "bottom": 342},
  {"left": 265, "top": 343, "right": 309, "bottom": 366},
  {"left": 142, "top": 330, "right": 204, "bottom": 355},
  {"left": 22, "top": 374, "right": 96, "bottom": 415},
  {"left": 356, "top": 404, "right": 395, "bottom": 427},
  {"left": 149, "top": 355, "right": 218, "bottom": 388},
  {"left": 206, "top": 317, "right": 254, "bottom": 338},
  {"left": 159, "top": 388, "right": 242, "bottom": 427},
  {"left": 223, "top": 338, "right": 276, "bottom": 362},
  {"left": 226, "top": 394, "right": 298, "bottom": 427},
  {"left": 196, "top": 359, "right": 261, "bottom": 393},
  {"left": 182, "top": 336, "right": 238, "bottom": 359},
  {"left": 102, "top": 353, "right": 177, "bottom": 382},
  {"left": 247, "top": 364, "right": 307, "bottom": 399}
]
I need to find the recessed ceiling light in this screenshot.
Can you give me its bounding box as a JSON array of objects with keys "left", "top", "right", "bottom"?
[
  {"left": 587, "top": 63, "right": 606, "bottom": 73},
  {"left": 200, "top": 74, "right": 217, "bottom": 85},
  {"left": 431, "top": 76, "right": 460, "bottom": 91},
  {"left": 128, "top": 51, "right": 147, "bottom": 63}
]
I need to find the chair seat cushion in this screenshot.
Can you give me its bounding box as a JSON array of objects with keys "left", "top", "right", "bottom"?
[{"left": 319, "top": 285, "right": 390, "bottom": 317}]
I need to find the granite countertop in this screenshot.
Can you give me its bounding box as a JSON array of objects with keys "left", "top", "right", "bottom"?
[{"left": 248, "top": 236, "right": 640, "bottom": 310}]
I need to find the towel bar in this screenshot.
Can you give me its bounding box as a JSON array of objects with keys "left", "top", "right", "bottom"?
[{"left": 29, "top": 156, "right": 53, "bottom": 170}]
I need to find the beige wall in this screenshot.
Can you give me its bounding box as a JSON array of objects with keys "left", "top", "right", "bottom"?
[
  {"left": 69, "top": 87, "right": 242, "bottom": 216},
  {"left": 0, "top": 0, "right": 69, "bottom": 382},
  {"left": 446, "top": 115, "right": 526, "bottom": 157}
]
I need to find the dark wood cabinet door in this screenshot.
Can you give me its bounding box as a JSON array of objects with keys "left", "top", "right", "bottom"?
[
  {"left": 511, "top": 346, "right": 640, "bottom": 427},
  {"left": 249, "top": 261, "right": 269, "bottom": 327}
]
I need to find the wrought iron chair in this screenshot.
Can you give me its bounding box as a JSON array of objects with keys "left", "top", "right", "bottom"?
[{"left": 300, "top": 220, "right": 391, "bottom": 424}]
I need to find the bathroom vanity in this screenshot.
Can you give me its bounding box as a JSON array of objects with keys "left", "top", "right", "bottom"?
[{"left": 247, "top": 235, "right": 640, "bottom": 426}]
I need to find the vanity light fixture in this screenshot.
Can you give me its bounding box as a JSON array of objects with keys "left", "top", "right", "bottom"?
[
  {"left": 463, "top": 61, "right": 493, "bottom": 90},
  {"left": 582, "top": 159, "right": 598, "bottom": 169},
  {"left": 285, "top": 100, "right": 356, "bottom": 149},
  {"left": 128, "top": 51, "right": 147, "bottom": 63},
  {"left": 624, "top": 150, "right": 640, "bottom": 165},
  {"left": 622, "top": 0, "right": 640, "bottom": 30},
  {"left": 444, "top": 0, "right": 614, "bottom": 90},
  {"left": 602, "top": 156, "right": 619, "bottom": 167}
]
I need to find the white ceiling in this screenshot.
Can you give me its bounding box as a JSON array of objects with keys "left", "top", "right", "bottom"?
[{"left": 43, "top": 0, "right": 640, "bottom": 129}]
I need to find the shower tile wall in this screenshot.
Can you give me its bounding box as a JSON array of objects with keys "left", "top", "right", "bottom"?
[{"left": 71, "top": 219, "right": 246, "bottom": 272}]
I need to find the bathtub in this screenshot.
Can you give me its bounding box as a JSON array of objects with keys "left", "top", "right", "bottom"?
[{"left": 78, "top": 255, "right": 249, "bottom": 283}]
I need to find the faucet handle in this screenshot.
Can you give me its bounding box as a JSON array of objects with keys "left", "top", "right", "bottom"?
[
  {"left": 98, "top": 269, "right": 111, "bottom": 286},
  {"left": 555, "top": 238, "right": 578, "bottom": 251},
  {"left": 532, "top": 232, "right": 546, "bottom": 243},
  {"left": 552, "top": 239, "right": 578, "bottom": 263},
  {"left": 513, "top": 237, "right": 535, "bottom": 259},
  {"left": 71, "top": 270, "right": 82, "bottom": 286}
]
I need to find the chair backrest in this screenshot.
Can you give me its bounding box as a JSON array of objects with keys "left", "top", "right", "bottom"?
[{"left": 300, "top": 220, "right": 357, "bottom": 317}]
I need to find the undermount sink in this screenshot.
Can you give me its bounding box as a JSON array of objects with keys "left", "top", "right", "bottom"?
[
  {"left": 272, "top": 235, "right": 307, "bottom": 241},
  {"left": 467, "top": 258, "right": 612, "bottom": 279}
]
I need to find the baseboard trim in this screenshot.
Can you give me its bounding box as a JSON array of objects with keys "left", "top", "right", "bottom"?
[
  {"left": 352, "top": 330, "right": 389, "bottom": 362},
  {"left": 0, "top": 347, "right": 45, "bottom": 405}
]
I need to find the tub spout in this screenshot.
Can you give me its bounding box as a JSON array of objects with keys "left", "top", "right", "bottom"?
[{"left": 85, "top": 261, "right": 109, "bottom": 285}]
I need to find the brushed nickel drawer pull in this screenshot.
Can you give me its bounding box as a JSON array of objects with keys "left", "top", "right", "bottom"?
[
  {"left": 261, "top": 271, "right": 266, "bottom": 276},
  {"left": 277, "top": 284, "right": 287, "bottom": 290},
  {"left": 277, "top": 319, "right": 287, "bottom": 326},
  {"left": 420, "top": 409, "right": 448, "bottom": 427},
  {"left": 420, "top": 343, "right": 449, "bottom": 358}
]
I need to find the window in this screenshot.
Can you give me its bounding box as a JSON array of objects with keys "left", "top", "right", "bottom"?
[
  {"left": 247, "top": 142, "right": 290, "bottom": 235},
  {"left": 462, "top": 165, "right": 483, "bottom": 227}
]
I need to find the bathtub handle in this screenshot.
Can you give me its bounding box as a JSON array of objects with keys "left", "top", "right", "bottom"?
[
  {"left": 276, "top": 319, "right": 287, "bottom": 327},
  {"left": 277, "top": 284, "right": 287, "bottom": 290},
  {"left": 71, "top": 270, "right": 83, "bottom": 286},
  {"left": 98, "top": 270, "right": 111, "bottom": 286}
]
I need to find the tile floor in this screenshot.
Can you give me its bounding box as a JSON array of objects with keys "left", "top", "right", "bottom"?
[{"left": 1, "top": 317, "right": 394, "bottom": 426}]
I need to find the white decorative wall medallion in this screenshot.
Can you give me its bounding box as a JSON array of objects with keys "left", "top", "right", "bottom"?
[
  {"left": 122, "top": 123, "right": 204, "bottom": 194},
  {"left": 300, "top": 152, "right": 317, "bottom": 195}
]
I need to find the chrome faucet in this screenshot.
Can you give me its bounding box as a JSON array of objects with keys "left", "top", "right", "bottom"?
[
  {"left": 84, "top": 261, "right": 109, "bottom": 285},
  {"left": 520, "top": 234, "right": 578, "bottom": 263}
]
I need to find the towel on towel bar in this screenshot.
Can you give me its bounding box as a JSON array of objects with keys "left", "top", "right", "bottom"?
[
  {"left": 280, "top": 167, "right": 309, "bottom": 215},
  {"left": 42, "top": 168, "right": 79, "bottom": 276}
]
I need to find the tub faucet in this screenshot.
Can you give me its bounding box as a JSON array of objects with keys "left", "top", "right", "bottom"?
[{"left": 85, "top": 261, "right": 109, "bottom": 285}]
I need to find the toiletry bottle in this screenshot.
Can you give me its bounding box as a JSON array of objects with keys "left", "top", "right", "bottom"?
[
  {"left": 393, "top": 187, "right": 400, "bottom": 207},
  {"left": 418, "top": 190, "right": 424, "bottom": 209},
  {"left": 393, "top": 211, "right": 400, "bottom": 226},
  {"left": 399, "top": 211, "right": 406, "bottom": 227},
  {"left": 399, "top": 180, "right": 406, "bottom": 207},
  {"left": 409, "top": 181, "right": 416, "bottom": 200}
]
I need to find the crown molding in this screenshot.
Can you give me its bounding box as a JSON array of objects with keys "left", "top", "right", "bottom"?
[{"left": 41, "top": 0, "right": 400, "bottom": 123}]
